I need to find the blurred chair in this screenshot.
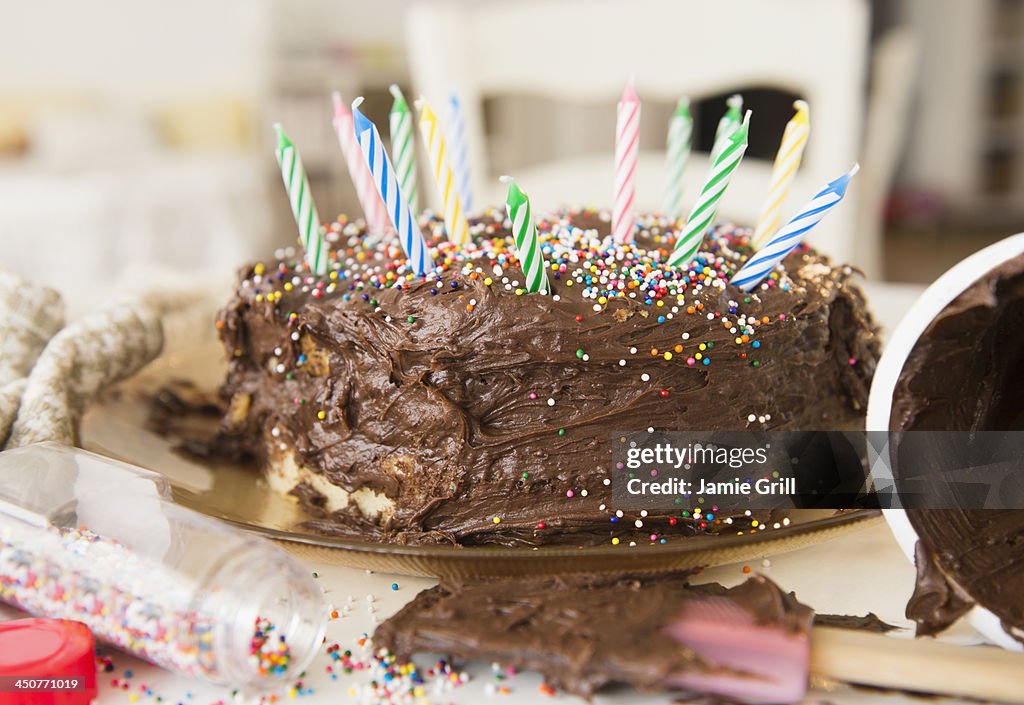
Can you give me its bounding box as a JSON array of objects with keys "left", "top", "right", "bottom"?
[
  {"left": 855, "top": 28, "right": 919, "bottom": 278},
  {"left": 0, "top": 105, "right": 272, "bottom": 319},
  {"left": 407, "top": 0, "right": 868, "bottom": 267}
]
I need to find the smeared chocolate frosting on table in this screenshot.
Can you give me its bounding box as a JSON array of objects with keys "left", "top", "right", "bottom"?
[
  {"left": 889, "top": 254, "right": 1024, "bottom": 643},
  {"left": 216, "top": 210, "right": 878, "bottom": 546},
  {"left": 374, "top": 572, "right": 811, "bottom": 698},
  {"left": 813, "top": 612, "right": 900, "bottom": 633}
]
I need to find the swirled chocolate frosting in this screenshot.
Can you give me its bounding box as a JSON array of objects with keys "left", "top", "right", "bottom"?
[
  {"left": 216, "top": 210, "right": 878, "bottom": 546},
  {"left": 890, "top": 254, "right": 1024, "bottom": 643}
]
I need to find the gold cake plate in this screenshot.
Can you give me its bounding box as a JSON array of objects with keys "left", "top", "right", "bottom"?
[{"left": 80, "top": 344, "right": 881, "bottom": 579}]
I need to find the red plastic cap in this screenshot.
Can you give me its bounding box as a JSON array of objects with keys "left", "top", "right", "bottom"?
[{"left": 0, "top": 619, "right": 97, "bottom": 705}]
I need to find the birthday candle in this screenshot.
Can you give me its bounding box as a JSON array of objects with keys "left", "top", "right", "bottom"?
[
  {"left": 752, "top": 100, "right": 810, "bottom": 248},
  {"left": 663, "top": 97, "right": 693, "bottom": 219},
  {"left": 613, "top": 78, "right": 641, "bottom": 243},
  {"left": 332, "top": 92, "right": 390, "bottom": 235},
  {"left": 447, "top": 91, "right": 473, "bottom": 213},
  {"left": 711, "top": 94, "right": 743, "bottom": 162},
  {"left": 273, "top": 124, "right": 328, "bottom": 275},
  {"left": 731, "top": 164, "right": 859, "bottom": 292},
  {"left": 668, "top": 111, "right": 751, "bottom": 268},
  {"left": 501, "top": 176, "right": 549, "bottom": 294},
  {"left": 416, "top": 97, "right": 470, "bottom": 246},
  {"left": 351, "top": 98, "right": 434, "bottom": 276},
  {"left": 389, "top": 85, "right": 419, "bottom": 211}
]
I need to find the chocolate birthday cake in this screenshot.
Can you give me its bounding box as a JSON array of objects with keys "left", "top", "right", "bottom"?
[
  {"left": 216, "top": 210, "right": 879, "bottom": 546},
  {"left": 891, "top": 254, "right": 1024, "bottom": 643}
]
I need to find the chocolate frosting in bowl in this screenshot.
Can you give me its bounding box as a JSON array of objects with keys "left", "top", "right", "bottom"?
[
  {"left": 889, "top": 255, "right": 1024, "bottom": 643},
  {"left": 890, "top": 257, "right": 1024, "bottom": 433}
]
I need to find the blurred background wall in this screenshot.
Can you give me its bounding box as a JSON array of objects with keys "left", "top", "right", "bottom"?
[{"left": 1, "top": 0, "right": 1022, "bottom": 314}]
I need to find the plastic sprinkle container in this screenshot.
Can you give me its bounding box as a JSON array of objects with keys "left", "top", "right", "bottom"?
[{"left": 0, "top": 442, "right": 326, "bottom": 692}]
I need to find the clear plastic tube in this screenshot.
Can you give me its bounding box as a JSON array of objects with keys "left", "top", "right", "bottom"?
[{"left": 0, "top": 442, "right": 326, "bottom": 692}]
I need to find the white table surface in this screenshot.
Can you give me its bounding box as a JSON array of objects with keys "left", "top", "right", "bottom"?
[{"left": 8, "top": 280, "right": 998, "bottom": 705}]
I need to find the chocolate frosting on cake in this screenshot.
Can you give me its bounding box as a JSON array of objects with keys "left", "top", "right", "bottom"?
[
  {"left": 217, "top": 210, "right": 878, "bottom": 546},
  {"left": 373, "top": 572, "right": 811, "bottom": 698},
  {"left": 889, "top": 254, "right": 1024, "bottom": 643}
]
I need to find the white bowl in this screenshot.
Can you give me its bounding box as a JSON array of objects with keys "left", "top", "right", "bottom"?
[{"left": 866, "top": 233, "right": 1024, "bottom": 652}]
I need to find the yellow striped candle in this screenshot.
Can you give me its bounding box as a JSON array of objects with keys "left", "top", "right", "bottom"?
[
  {"left": 751, "top": 100, "right": 810, "bottom": 249},
  {"left": 415, "top": 97, "right": 470, "bottom": 246}
]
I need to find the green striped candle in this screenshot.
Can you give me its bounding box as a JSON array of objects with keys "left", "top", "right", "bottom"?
[
  {"left": 711, "top": 94, "right": 743, "bottom": 162},
  {"left": 389, "top": 85, "right": 418, "bottom": 211},
  {"left": 501, "top": 176, "right": 549, "bottom": 294},
  {"left": 663, "top": 97, "right": 692, "bottom": 219},
  {"left": 274, "top": 124, "right": 327, "bottom": 275},
  {"left": 668, "top": 110, "right": 751, "bottom": 268}
]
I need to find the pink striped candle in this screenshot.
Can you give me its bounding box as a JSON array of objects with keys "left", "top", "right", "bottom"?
[
  {"left": 613, "top": 78, "right": 640, "bottom": 244},
  {"left": 332, "top": 92, "right": 390, "bottom": 235}
]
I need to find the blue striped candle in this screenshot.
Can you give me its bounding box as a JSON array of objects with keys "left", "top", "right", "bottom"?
[
  {"left": 352, "top": 98, "right": 434, "bottom": 276},
  {"left": 731, "top": 164, "right": 859, "bottom": 292},
  {"left": 447, "top": 92, "right": 473, "bottom": 213}
]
